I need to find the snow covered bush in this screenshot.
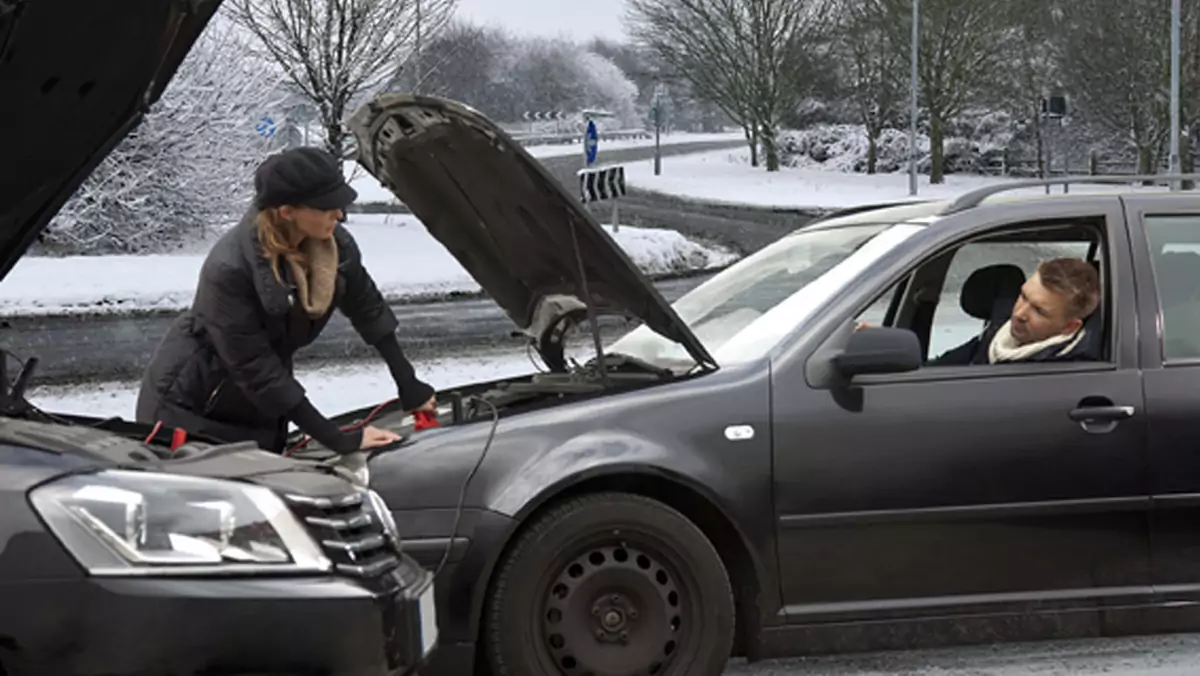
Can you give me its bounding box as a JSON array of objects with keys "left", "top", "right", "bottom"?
[
  {"left": 778, "top": 116, "right": 1013, "bottom": 176},
  {"left": 41, "top": 13, "right": 286, "bottom": 255},
  {"left": 779, "top": 124, "right": 923, "bottom": 173},
  {"left": 576, "top": 50, "right": 640, "bottom": 127}
]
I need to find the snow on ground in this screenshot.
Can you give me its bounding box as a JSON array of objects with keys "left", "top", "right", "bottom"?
[
  {"left": 625, "top": 147, "right": 1169, "bottom": 210},
  {"left": 0, "top": 214, "right": 737, "bottom": 317},
  {"left": 30, "top": 348, "right": 538, "bottom": 421},
  {"left": 343, "top": 131, "right": 744, "bottom": 203}
]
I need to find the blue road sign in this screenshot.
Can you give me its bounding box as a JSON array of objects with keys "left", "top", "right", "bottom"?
[
  {"left": 584, "top": 120, "right": 598, "bottom": 165},
  {"left": 256, "top": 115, "right": 277, "bottom": 138}
]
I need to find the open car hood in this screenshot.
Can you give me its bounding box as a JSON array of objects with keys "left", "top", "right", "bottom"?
[
  {"left": 346, "top": 94, "right": 717, "bottom": 370},
  {"left": 0, "top": 0, "right": 222, "bottom": 280}
]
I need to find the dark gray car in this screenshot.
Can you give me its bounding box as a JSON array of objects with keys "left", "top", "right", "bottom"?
[
  {"left": 289, "top": 94, "right": 1200, "bottom": 676},
  {"left": 1, "top": 2, "right": 437, "bottom": 674}
]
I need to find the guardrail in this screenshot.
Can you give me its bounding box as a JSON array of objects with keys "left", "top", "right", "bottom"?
[{"left": 510, "top": 128, "right": 654, "bottom": 146}]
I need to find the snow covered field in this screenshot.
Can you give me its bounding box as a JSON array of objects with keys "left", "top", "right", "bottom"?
[
  {"left": 0, "top": 214, "right": 737, "bottom": 317},
  {"left": 344, "top": 131, "right": 744, "bottom": 203},
  {"left": 624, "top": 147, "right": 1169, "bottom": 210},
  {"left": 30, "top": 348, "right": 539, "bottom": 421}
]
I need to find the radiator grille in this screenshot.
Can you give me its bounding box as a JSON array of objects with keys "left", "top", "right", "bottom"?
[{"left": 284, "top": 490, "right": 401, "bottom": 578}]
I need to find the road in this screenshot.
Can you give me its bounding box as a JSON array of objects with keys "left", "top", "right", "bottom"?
[
  {"left": 722, "top": 633, "right": 1200, "bottom": 674},
  {"left": 6, "top": 274, "right": 715, "bottom": 385}
]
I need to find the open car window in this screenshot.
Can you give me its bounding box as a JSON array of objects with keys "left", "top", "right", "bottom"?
[{"left": 853, "top": 217, "right": 1112, "bottom": 367}]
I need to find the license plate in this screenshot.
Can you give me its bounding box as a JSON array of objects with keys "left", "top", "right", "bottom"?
[{"left": 419, "top": 582, "right": 439, "bottom": 657}]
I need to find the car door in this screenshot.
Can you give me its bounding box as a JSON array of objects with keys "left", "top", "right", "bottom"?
[
  {"left": 1123, "top": 195, "right": 1200, "bottom": 601},
  {"left": 770, "top": 200, "right": 1152, "bottom": 625}
]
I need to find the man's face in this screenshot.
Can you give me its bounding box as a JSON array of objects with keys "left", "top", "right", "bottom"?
[{"left": 1009, "top": 272, "right": 1082, "bottom": 345}]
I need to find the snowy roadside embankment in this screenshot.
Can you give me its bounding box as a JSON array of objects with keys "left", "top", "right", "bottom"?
[
  {"left": 623, "top": 146, "right": 1168, "bottom": 211},
  {"left": 0, "top": 214, "right": 738, "bottom": 318}
]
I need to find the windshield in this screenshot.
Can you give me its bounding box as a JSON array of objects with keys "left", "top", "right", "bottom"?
[{"left": 609, "top": 222, "right": 925, "bottom": 369}]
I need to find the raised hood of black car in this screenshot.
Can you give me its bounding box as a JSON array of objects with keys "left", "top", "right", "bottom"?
[
  {"left": 0, "top": 0, "right": 222, "bottom": 280},
  {"left": 346, "top": 94, "right": 717, "bottom": 370}
]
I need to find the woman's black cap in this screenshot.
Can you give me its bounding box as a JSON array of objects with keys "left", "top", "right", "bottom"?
[{"left": 253, "top": 147, "right": 358, "bottom": 211}]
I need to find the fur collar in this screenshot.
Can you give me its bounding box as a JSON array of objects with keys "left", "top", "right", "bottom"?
[
  {"left": 988, "top": 319, "right": 1087, "bottom": 364},
  {"left": 234, "top": 207, "right": 339, "bottom": 318},
  {"left": 287, "top": 236, "right": 338, "bottom": 318}
]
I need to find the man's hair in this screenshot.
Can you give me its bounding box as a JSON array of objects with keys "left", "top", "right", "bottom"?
[{"left": 1037, "top": 257, "right": 1101, "bottom": 319}]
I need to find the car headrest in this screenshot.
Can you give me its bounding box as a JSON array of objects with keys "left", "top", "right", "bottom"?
[{"left": 961, "top": 264, "right": 1026, "bottom": 321}]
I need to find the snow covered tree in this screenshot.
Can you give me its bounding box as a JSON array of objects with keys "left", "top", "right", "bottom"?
[
  {"left": 876, "top": 0, "right": 1013, "bottom": 183},
  {"left": 42, "top": 12, "right": 288, "bottom": 255},
  {"left": 831, "top": 0, "right": 905, "bottom": 174},
  {"left": 627, "top": 0, "right": 833, "bottom": 171},
  {"left": 399, "top": 19, "right": 506, "bottom": 104},
  {"left": 1053, "top": 0, "right": 1200, "bottom": 176},
  {"left": 229, "top": 0, "right": 457, "bottom": 159}
]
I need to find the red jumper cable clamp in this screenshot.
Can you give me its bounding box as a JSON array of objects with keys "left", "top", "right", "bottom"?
[{"left": 413, "top": 409, "right": 440, "bottom": 431}]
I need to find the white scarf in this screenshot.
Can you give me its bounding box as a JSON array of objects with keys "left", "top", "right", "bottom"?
[{"left": 987, "top": 319, "right": 1087, "bottom": 364}]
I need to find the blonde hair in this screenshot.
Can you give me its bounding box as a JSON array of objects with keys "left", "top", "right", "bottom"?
[{"left": 256, "top": 208, "right": 308, "bottom": 283}]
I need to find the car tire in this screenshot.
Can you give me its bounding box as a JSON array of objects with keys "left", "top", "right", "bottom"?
[{"left": 483, "top": 491, "right": 734, "bottom": 676}]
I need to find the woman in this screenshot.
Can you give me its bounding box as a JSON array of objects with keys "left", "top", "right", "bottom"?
[{"left": 136, "top": 147, "right": 435, "bottom": 454}]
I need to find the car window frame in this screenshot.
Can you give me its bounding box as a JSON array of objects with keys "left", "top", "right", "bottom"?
[
  {"left": 770, "top": 195, "right": 1137, "bottom": 386},
  {"left": 1120, "top": 194, "right": 1200, "bottom": 370}
]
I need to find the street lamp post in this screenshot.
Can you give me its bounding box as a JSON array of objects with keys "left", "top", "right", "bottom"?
[
  {"left": 908, "top": 0, "right": 920, "bottom": 196},
  {"left": 1170, "top": 0, "right": 1181, "bottom": 190}
]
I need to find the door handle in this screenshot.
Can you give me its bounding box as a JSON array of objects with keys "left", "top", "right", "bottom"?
[{"left": 1068, "top": 405, "right": 1135, "bottom": 422}]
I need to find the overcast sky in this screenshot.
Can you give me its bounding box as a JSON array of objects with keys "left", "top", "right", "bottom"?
[{"left": 454, "top": 0, "right": 629, "bottom": 42}]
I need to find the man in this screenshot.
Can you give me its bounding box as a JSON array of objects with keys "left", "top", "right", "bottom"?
[{"left": 931, "top": 257, "right": 1101, "bottom": 366}]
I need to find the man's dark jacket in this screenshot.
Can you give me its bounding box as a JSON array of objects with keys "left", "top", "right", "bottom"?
[
  {"left": 930, "top": 320, "right": 1098, "bottom": 366},
  {"left": 135, "top": 209, "right": 432, "bottom": 451}
]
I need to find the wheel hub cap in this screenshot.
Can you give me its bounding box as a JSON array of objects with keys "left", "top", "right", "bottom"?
[{"left": 542, "top": 544, "right": 685, "bottom": 675}]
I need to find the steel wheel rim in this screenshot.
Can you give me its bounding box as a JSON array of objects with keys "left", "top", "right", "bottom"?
[{"left": 537, "top": 538, "right": 695, "bottom": 676}]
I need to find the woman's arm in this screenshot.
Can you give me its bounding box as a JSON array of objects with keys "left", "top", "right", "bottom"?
[
  {"left": 194, "top": 259, "right": 361, "bottom": 452},
  {"left": 334, "top": 227, "right": 435, "bottom": 409}
]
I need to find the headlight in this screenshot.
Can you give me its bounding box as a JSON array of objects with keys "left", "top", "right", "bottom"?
[{"left": 29, "top": 469, "right": 332, "bottom": 576}]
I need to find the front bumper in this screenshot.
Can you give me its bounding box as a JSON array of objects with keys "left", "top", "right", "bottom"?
[{"left": 0, "top": 568, "right": 438, "bottom": 676}]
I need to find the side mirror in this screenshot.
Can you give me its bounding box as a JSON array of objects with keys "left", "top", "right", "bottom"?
[{"left": 833, "top": 327, "right": 922, "bottom": 378}]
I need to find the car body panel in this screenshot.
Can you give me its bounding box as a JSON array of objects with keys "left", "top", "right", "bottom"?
[
  {"left": 366, "top": 361, "right": 780, "bottom": 645},
  {"left": 345, "top": 94, "right": 717, "bottom": 369},
  {"left": 0, "top": 573, "right": 433, "bottom": 676},
  {"left": 1119, "top": 193, "right": 1200, "bottom": 602}
]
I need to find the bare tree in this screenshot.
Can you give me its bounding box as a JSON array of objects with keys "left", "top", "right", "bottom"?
[
  {"left": 832, "top": 0, "right": 904, "bottom": 173},
  {"left": 229, "top": 0, "right": 457, "bottom": 159},
  {"left": 626, "top": 0, "right": 831, "bottom": 171},
  {"left": 44, "top": 13, "right": 287, "bottom": 254},
  {"left": 982, "top": 0, "right": 1061, "bottom": 177},
  {"left": 1054, "top": 0, "right": 1200, "bottom": 176},
  {"left": 878, "top": 0, "right": 1012, "bottom": 183}
]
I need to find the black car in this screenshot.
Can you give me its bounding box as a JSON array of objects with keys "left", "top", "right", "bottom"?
[
  {"left": 2, "top": 2, "right": 436, "bottom": 674},
  {"left": 291, "top": 93, "right": 1200, "bottom": 675}
]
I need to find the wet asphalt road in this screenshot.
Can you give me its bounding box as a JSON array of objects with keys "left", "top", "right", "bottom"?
[
  {"left": 3, "top": 274, "right": 714, "bottom": 385},
  {"left": 722, "top": 633, "right": 1200, "bottom": 674}
]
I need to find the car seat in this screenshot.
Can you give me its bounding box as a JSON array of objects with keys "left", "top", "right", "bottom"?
[{"left": 959, "top": 263, "right": 1026, "bottom": 325}]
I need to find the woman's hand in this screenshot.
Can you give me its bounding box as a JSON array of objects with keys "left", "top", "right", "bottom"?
[{"left": 359, "top": 425, "right": 402, "bottom": 449}]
